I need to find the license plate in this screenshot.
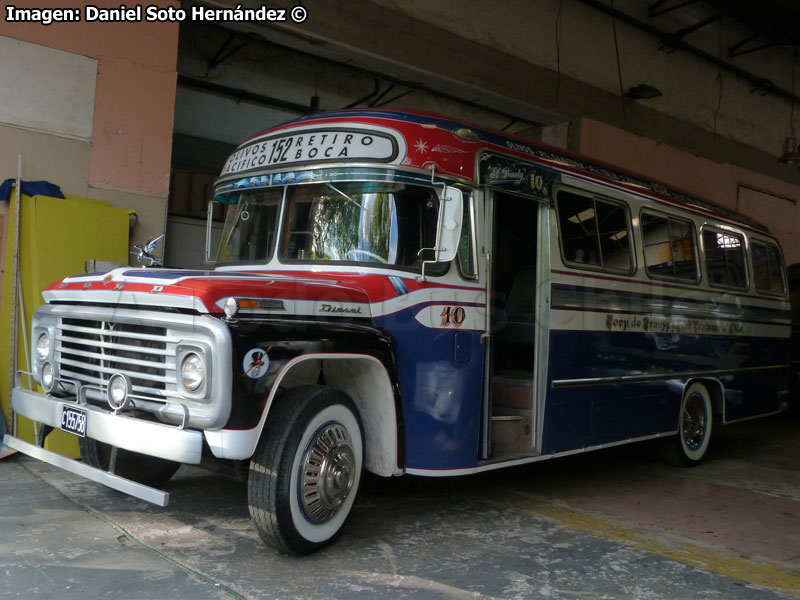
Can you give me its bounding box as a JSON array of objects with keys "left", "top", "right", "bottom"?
[{"left": 60, "top": 406, "right": 87, "bottom": 438}]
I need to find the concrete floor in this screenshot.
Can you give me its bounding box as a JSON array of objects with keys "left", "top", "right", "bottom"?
[{"left": 1, "top": 412, "right": 799, "bottom": 600}]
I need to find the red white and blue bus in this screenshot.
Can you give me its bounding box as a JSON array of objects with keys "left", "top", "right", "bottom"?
[{"left": 7, "top": 109, "right": 791, "bottom": 554}]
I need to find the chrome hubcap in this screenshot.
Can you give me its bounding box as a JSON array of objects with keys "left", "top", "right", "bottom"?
[
  {"left": 682, "top": 394, "right": 706, "bottom": 451},
  {"left": 300, "top": 422, "right": 356, "bottom": 523}
]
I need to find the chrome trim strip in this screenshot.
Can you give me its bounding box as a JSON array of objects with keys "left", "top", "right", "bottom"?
[
  {"left": 2, "top": 435, "right": 169, "bottom": 507},
  {"left": 551, "top": 290, "right": 791, "bottom": 325},
  {"left": 59, "top": 369, "right": 171, "bottom": 399},
  {"left": 549, "top": 268, "right": 791, "bottom": 312},
  {"left": 57, "top": 347, "right": 175, "bottom": 371},
  {"left": 57, "top": 333, "right": 174, "bottom": 357},
  {"left": 406, "top": 429, "right": 679, "bottom": 477},
  {"left": 58, "top": 322, "right": 181, "bottom": 343},
  {"left": 42, "top": 289, "right": 208, "bottom": 312},
  {"left": 723, "top": 408, "right": 784, "bottom": 425},
  {"left": 551, "top": 364, "right": 788, "bottom": 389},
  {"left": 58, "top": 357, "right": 173, "bottom": 383},
  {"left": 534, "top": 205, "right": 552, "bottom": 453},
  {"left": 11, "top": 387, "right": 203, "bottom": 464}
]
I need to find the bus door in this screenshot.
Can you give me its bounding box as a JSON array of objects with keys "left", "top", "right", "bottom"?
[{"left": 483, "top": 191, "right": 542, "bottom": 460}]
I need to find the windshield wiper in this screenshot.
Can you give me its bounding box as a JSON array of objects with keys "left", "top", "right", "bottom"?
[
  {"left": 225, "top": 201, "right": 250, "bottom": 248},
  {"left": 326, "top": 183, "right": 366, "bottom": 211}
]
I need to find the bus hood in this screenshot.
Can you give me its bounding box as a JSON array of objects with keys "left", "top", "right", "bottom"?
[{"left": 42, "top": 268, "right": 373, "bottom": 318}]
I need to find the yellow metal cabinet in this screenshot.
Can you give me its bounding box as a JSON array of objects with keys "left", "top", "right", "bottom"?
[{"left": 1, "top": 191, "right": 131, "bottom": 457}]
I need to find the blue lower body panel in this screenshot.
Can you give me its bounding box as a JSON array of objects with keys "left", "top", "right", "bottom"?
[
  {"left": 376, "top": 309, "right": 485, "bottom": 471},
  {"left": 543, "top": 330, "right": 789, "bottom": 454}
]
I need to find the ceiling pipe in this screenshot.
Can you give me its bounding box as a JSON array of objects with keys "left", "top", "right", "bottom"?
[
  {"left": 577, "top": 0, "right": 800, "bottom": 106},
  {"left": 177, "top": 75, "right": 312, "bottom": 114}
]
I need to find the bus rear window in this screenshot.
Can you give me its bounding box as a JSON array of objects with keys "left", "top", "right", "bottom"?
[{"left": 752, "top": 241, "right": 786, "bottom": 295}]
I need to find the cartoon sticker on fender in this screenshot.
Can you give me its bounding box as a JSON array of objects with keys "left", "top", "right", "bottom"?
[{"left": 243, "top": 347, "right": 271, "bottom": 379}]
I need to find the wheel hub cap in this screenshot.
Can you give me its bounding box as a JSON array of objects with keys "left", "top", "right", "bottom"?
[
  {"left": 683, "top": 394, "right": 706, "bottom": 451},
  {"left": 300, "top": 423, "right": 356, "bottom": 523}
]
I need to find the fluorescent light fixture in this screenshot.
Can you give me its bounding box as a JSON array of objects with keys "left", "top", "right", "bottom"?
[{"left": 568, "top": 208, "right": 595, "bottom": 224}]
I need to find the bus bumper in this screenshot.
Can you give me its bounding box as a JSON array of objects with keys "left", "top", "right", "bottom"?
[
  {"left": 2, "top": 434, "right": 171, "bottom": 507},
  {"left": 8, "top": 386, "right": 205, "bottom": 506}
]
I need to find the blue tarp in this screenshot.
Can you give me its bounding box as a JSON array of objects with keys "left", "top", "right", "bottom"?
[{"left": 0, "top": 179, "right": 65, "bottom": 202}]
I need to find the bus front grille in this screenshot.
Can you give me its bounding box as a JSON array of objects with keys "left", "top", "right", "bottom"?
[{"left": 56, "top": 317, "right": 179, "bottom": 400}]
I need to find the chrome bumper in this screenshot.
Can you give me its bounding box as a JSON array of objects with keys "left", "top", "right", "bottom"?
[
  {"left": 12, "top": 387, "right": 204, "bottom": 464},
  {"left": 3, "top": 435, "right": 170, "bottom": 507}
]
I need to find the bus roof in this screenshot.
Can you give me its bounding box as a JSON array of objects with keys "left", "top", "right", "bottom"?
[{"left": 221, "top": 108, "right": 769, "bottom": 235}]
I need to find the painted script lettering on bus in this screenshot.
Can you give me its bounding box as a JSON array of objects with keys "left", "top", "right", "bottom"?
[{"left": 605, "top": 313, "right": 746, "bottom": 336}]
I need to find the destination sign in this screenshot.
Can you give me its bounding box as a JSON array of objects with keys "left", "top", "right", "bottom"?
[
  {"left": 221, "top": 128, "right": 399, "bottom": 177},
  {"left": 479, "top": 153, "right": 560, "bottom": 201}
]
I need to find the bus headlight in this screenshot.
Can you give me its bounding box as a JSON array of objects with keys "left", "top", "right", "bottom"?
[
  {"left": 107, "top": 373, "right": 132, "bottom": 410},
  {"left": 41, "top": 361, "right": 56, "bottom": 393},
  {"left": 35, "top": 332, "right": 50, "bottom": 363},
  {"left": 180, "top": 353, "right": 205, "bottom": 392}
]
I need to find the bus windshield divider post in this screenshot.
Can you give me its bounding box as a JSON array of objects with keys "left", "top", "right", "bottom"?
[{"left": 206, "top": 200, "right": 221, "bottom": 264}]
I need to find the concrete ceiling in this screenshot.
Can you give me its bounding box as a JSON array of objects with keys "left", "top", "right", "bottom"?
[{"left": 705, "top": 0, "right": 800, "bottom": 49}]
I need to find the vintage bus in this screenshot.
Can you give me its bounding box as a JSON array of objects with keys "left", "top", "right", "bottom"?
[{"left": 7, "top": 109, "right": 791, "bottom": 554}]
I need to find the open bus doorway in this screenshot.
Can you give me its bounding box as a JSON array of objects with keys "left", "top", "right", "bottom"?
[{"left": 488, "top": 192, "right": 539, "bottom": 459}]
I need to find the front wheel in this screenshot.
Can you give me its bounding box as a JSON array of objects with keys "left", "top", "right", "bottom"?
[
  {"left": 661, "top": 382, "right": 713, "bottom": 467},
  {"left": 248, "top": 386, "right": 364, "bottom": 555}
]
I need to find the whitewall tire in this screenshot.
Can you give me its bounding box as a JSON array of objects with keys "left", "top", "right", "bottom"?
[
  {"left": 248, "top": 386, "right": 363, "bottom": 555},
  {"left": 662, "top": 382, "right": 713, "bottom": 467}
]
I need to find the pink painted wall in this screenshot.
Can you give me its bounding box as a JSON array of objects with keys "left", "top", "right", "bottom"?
[
  {"left": 580, "top": 118, "right": 800, "bottom": 264},
  {"left": 0, "top": 1, "right": 179, "bottom": 196}
]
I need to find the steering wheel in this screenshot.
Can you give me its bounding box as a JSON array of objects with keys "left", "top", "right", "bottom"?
[{"left": 345, "top": 249, "right": 388, "bottom": 264}]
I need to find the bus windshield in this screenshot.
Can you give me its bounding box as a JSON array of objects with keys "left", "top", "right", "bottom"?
[
  {"left": 217, "top": 188, "right": 282, "bottom": 263},
  {"left": 281, "top": 182, "right": 441, "bottom": 269},
  {"left": 216, "top": 182, "right": 443, "bottom": 269}
]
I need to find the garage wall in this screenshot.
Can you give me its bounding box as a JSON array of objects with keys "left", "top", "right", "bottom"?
[
  {"left": 238, "top": 0, "right": 800, "bottom": 263},
  {"left": 580, "top": 118, "right": 800, "bottom": 263},
  {"left": 0, "top": 36, "right": 96, "bottom": 140},
  {"left": 0, "top": 4, "right": 179, "bottom": 262}
]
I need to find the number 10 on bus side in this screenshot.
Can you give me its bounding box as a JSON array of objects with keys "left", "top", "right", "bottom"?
[{"left": 440, "top": 306, "right": 466, "bottom": 327}]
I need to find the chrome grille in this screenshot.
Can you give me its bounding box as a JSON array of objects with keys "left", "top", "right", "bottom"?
[{"left": 56, "top": 318, "right": 179, "bottom": 400}]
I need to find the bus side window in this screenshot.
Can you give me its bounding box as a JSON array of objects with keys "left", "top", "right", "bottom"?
[
  {"left": 752, "top": 241, "right": 787, "bottom": 295},
  {"left": 557, "top": 192, "right": 601, "bottom": 266},
  {"left": 556, "top": 191, "right": 631, "bottom": 272},
  {"left": 702, "top": 229, "right": 747, "bottom": 289},
  {"left": 457, "top": 195, "right": 477, "bottom": 279},
  {"left": 641, "top": 211, "right": 698, "bottom": 281},
  {"left": 597, "top": 201, "right": 632, "bottom": 271}
]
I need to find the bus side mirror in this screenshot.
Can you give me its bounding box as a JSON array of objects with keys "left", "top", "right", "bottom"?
[
  {"left": 205, "top": 200, "right": 222, "bottom": 264},
  {"left": 435, "top": 186, "right": 463, "bottom": 263}
]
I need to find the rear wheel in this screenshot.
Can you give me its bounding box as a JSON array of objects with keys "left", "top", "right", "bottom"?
[
  {"left": 661, "top": 382, "right": 713, "bottom": 467},
  {"left": 248, "top": 386, "right": 363, "bottom": 555},
  {"left": 78, "top": 438, "right": 181, "bottom": 488}
]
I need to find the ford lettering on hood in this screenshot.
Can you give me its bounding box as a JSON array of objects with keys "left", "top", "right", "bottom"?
[{"left": 44, "top": 268, "right": 372, "bottom": 318}]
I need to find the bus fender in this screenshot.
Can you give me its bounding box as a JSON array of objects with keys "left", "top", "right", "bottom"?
[
  {"left": 684, "top": 377, "right": 724, "bottom": 417},
  {"left": 260, "top": 354, "right": 401, "bottom": 477}
]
